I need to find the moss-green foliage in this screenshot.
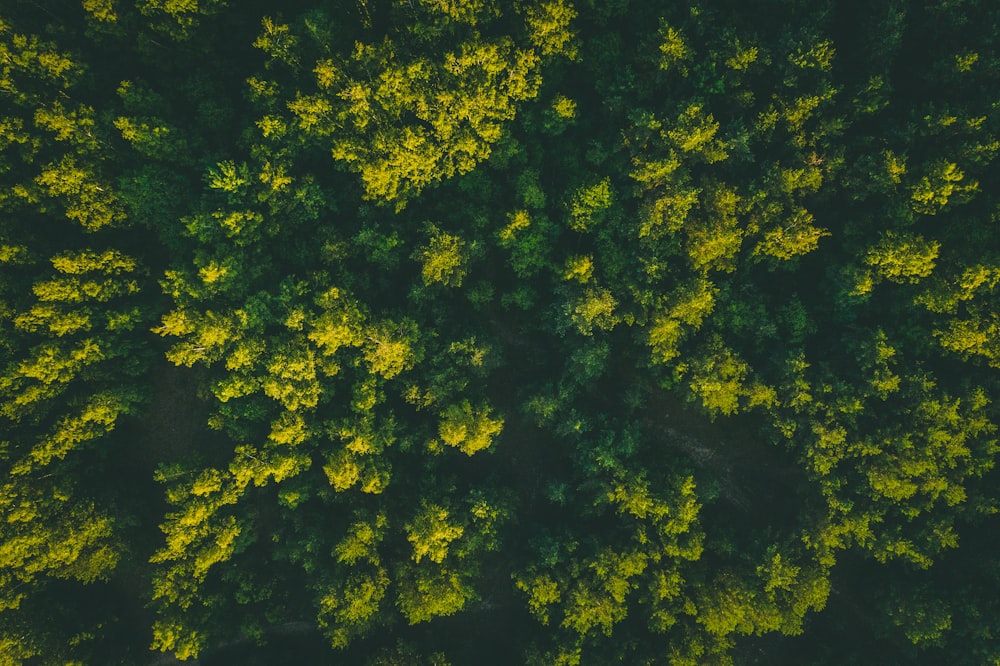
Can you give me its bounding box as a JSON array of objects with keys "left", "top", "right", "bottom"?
[{"left": 1, "top": 0, "right": 999, "bottom": 664}]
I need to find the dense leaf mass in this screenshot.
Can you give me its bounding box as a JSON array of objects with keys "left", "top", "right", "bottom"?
[{"left": 1, "top": 1, "right": 999, "bottom": 664}]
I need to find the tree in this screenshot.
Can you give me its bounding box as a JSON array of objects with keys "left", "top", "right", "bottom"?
[
  {"left": 436, "top": 400, "right": 503, "bottom": 455},
  {"left": 418, "top": 226, "right": 468, "bottom": 287},
  {"left": 282, "top": 20, "right": 544, "bottom": 206}
]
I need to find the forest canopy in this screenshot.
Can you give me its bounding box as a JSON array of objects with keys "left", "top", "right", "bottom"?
[{"left": 1, "top": 0, "right": 999, "bottom": 664}]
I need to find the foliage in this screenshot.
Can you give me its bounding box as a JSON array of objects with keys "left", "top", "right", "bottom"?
[{"left": 1, "top": 0, "right": 999, "bottom": 664}]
